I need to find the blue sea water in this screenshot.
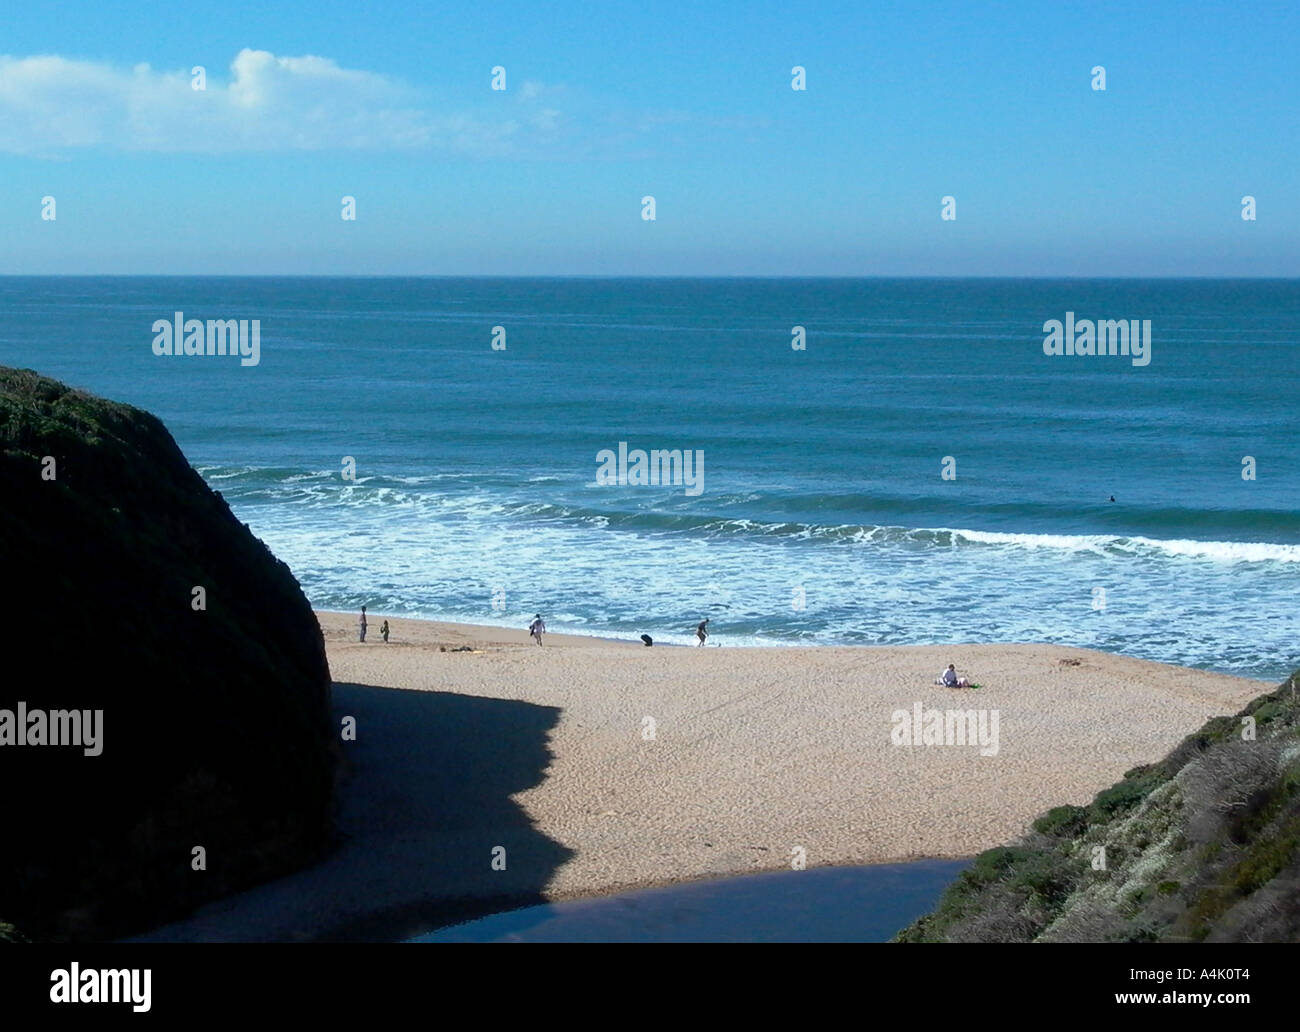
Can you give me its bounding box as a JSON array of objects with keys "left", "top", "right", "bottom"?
[
  {"left": 409, "top": 860, "right": 970, "bottom": 943},
  {"left": 1, "top": 276, "right": 1296, "bottom": 679}
]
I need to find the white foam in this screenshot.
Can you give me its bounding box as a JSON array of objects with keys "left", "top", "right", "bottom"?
[{"left": 943, "top": 527, "right": 1300, "bottom": 564}]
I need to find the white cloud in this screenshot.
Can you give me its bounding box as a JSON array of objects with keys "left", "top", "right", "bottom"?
[
  {"left": 0, "top": 49, "right": 526, "bottom": 154},
  {"left": 0, "top": 49, "right": 759, "bottom": 160}
]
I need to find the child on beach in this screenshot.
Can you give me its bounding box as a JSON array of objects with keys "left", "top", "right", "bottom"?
[
  {"left": 529, "top": 614, "right": 545, "bottom": 646},
  {"left": 380, "top": 620, "right": 389, "bottom": 643}
]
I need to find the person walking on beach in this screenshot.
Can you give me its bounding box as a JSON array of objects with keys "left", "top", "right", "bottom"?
[
  {"left": 529, "top": 613, "right": 545, "bottom": 646},
  {"left": 380, "top": 619, "right": 389, "bottom": 644},
  {"left": 696, "top": 618, "right": 709, "bottom": 646},
  {"left": 358, "top": 605, "right": 368, "bottom": 643}
]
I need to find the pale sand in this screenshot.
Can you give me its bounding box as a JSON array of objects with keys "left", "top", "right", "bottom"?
[{"left": 136, "top": 612, "right": 1268, "bottom": 941}]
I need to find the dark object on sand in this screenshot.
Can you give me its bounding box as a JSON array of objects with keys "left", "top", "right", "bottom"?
[{"left": 640, "top": 634, "right": 653, "bottom": 646}]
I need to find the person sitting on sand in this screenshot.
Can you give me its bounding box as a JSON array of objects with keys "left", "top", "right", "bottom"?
[
  {"left": 380, "top": 619, "right": 389, "bottom": 644},
  {"left": 936, "top": 663, "right": 969, "bottom": 688},
  {"left": 696, "top": 618, "right": 709, "bottom": 646},
  {"left": 529, "top": 613, "right": 545, "bottom": 646}
]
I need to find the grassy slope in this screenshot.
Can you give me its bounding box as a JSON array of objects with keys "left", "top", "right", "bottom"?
[{"left": 896, "top": 669, "right": 1300, "bottom": 942}]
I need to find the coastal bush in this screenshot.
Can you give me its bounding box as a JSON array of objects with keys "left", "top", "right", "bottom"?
[
  {"left": 1088, "top": 766, "right": 1165, "bottom": 821},
  {"left": 961, "top": 846, "right": 1040, "bottom": 889},
  {"left": 1251, "top": 701, "right": 1288, "bottom": 727},
  {"left": 1032, "top": 805, "right": 1088, "bottom": 839}
]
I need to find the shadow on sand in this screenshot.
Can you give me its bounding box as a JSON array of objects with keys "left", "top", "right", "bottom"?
[{"left": 132, "top": 682, "right": 573, "bottom": 942}]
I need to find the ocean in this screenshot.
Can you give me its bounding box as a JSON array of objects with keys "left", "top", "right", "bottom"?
[{"left": 2, "top": 276, "right": 1296, "bottom": 679}]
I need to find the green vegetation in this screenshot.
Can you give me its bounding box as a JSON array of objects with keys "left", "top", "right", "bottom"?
[
  {"left": 1, "top": 368, "right": 338, "bottom": 942},
  {"left": 1033, "top": 805, "right": 1088, "bottom": 839},
  {"left": 896, "top": 672, "right": 1300, "bottom": 942}
]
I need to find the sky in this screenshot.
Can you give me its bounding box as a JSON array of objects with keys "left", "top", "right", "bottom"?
[{"left": 1, "top": 0, "right": 1297, "bottom": 275}]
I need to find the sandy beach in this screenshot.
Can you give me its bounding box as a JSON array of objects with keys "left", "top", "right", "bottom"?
[{"left": 135, "top": 613, "right": 1268, "bottom": 941}]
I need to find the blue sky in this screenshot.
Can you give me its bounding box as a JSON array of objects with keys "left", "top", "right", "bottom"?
[{"left": 1, "top": 0, "right": 1297, "bottom": 275}]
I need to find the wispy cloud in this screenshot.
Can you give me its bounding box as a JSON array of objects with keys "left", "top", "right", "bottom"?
[
  {"left": 0, "top": 49, "right": 763, "bottom": 160},
  {"left": 0, "top": 49, "right": 533, "bottom": 155}
]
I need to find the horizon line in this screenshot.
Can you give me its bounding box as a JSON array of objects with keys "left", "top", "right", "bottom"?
[{"left": 3, "top": 273, "right": 1299, "bottom": 281}]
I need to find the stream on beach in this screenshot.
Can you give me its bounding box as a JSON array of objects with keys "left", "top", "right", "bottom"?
[{"left": 409, "top": 859, "right": 970, "bottom": 943}]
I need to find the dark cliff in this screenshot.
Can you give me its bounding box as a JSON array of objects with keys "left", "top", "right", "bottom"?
[{"left": 0, "top": 367, "right": 337, "bottom": 941}]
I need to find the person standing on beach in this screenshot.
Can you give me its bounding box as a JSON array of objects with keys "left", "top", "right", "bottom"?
[
  {"left": 358, "top": 605, "right": 367, "bottom": 642},
  {"left": 380, "top": 619, "right": 389, "bottom": 643},
  {"left": 529, "top": 613, "right": 545, "bottom": 646},
  {"left": 696, "top": 618, "right": 709, "bottom": 646}
]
